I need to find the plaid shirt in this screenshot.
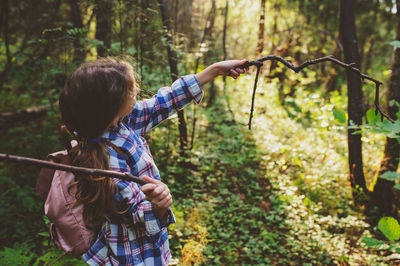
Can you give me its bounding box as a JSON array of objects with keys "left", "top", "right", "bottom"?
[{"left": 83, "top": 75, "right": 203, "bottom": 265}]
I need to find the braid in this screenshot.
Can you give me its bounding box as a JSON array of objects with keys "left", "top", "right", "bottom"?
[{"left": 59, "top": 58, "right": 136, "bottom": 230}]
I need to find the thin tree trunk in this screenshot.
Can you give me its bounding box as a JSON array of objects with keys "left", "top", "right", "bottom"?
[
  {"left": 372, "top": 0, "right": 400, "bottom": 215},
  {"left": 203, "top": 0, "right": 217, "bottom": 107},
  {"left": 0, "top": 0, "right": 11, "bottom": 90},
  {"left": 362, "top": 39, "right": 374, "bottom": 74},
  {"left": 222, "top": 0, "right": 234, "bottom": 120},
  {"left": 325, "top": 36, "right": 342, "bottom": 93},
  {"left": 158, "top": 0, "right": 188, "bottom": 151},
  {"left": 95, "top": 0, "right": 113, "bottom": 57},
  {"left": 69, "top": 0, "right": 85, "bottom": 63},
  {"left": 257, "top": 0, "right": 266, "bottom": 55},
  {"left": 138, "top": 0, "right": 150, "bottom": 78},
  {"left": 339, "top": 0, "right": 367, "bottom": 202}
]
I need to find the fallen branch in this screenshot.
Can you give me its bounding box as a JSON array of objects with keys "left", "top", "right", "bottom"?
[
  {"left": 0, "top": 106, "right": 48, "bottom": 128},
  {"left": 239, "top": 55, "right": 394, "bottom": 129},
  {"left": 0, "top": 153, "right": 147, "bottom": 186},
  {"left": 0, "top": 102, "right": 59, "bottom": 129}
]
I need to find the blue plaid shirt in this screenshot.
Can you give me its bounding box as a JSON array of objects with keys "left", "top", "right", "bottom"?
[{"left": 83, "top": 75, "right": 203, "bottom": 265}]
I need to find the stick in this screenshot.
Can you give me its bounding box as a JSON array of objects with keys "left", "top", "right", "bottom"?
[
  {"left": 239, "top": 55, "right": 394, "bottom": 128},
  {"left": 0, "top": 153, "right": 148, "bottom": 186}
]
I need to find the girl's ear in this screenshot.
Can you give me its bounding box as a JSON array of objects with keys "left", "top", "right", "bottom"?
[{"left": 60, "top": 125, "right": 73, "bottom": 151}]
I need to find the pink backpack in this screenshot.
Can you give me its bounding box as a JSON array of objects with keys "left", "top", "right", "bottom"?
[{"left": 36, "top": 147, "right": 95, "bottom": 257}]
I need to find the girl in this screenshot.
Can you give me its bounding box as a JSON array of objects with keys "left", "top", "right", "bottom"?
[{"left": 59, "top": 58, "right": 247, "bottom": 265}]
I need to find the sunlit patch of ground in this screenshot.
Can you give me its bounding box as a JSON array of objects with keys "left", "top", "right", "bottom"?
[{"left": 223, "top": 72, "right": 384, "bottom": 264}]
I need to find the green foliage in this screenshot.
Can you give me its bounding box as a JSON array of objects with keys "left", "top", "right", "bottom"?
[
  {"left": 34, "top": 248, "right": 86, "bottom": 266},
  {"left": 381, "top": 171, "right": 400, "bottom": 181},
  {"left": 366, "top": 108, "right": 382, "bottom": 125},
  {"left": 390, "top": 40, "right": 400, "bottom": 48},
  {"left": 333, "top": 109, "right": 347, "bottom": 124},
  {"left": 362, "top": 217, "right": 400, "bottom": 255},
  {"left": 0, "top": 246, "right": 34, "bottom": 265},
  {"left": 378, "top": 217, "right": 400, "bottom": 242},
  {"left": 362, "top": 237, "right": 389, "bottom": 250},
  {"left": 358, "top": 104, "right": 400, "bottom": 139}
]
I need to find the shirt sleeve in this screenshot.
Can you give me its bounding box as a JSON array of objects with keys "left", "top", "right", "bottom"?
[
  {"left": 123, "top": 74, "right": 203, "bottom": 136},
  {"left": 114, "top": 179, "right": 175, "bottom": 236}
]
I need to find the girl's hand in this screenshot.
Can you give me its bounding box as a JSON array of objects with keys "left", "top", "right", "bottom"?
[
  {"left": 213, "top": 59, "right": 249, "bottom": 79},
  {"left": 141, "top": 176, "right": 173, "bottom": 219},
  {"left": 195, "top": 59, "right": 248, "bottom": 86}
]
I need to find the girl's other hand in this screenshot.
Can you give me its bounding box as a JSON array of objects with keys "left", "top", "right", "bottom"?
[{"left": 141, "top": 176, "right": 173, "bottom": 219}]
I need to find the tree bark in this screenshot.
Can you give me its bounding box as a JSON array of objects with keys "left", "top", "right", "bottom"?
[
  {"left": 0, "top": 0, "right": 11, "bottom": 90},
  {"left": 222, "top": 0, "right": 234, "bottom": 119},
  {"left": 95, "top": 0, "right": 113, "bottom": 57},
  {"left": 339, "top": 0, "right": 367, "bottom": 201},
  {"left": 372, "top": 0, "right": 400, "bottom": 215},
  {"left": 69, "top": 0, "right": 85, "bottom": 63},
  {"left": 203, "top": 0, "right": 217, "bottom": 107},
  {"left": 158, "top": 0, "right": 188, "bottom": 151},
  {"left": 257, "top": 0, "right": 266, "bottom": 55}
]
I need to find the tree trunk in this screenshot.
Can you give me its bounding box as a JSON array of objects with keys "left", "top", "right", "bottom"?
[
  {"left": 69, "top": 0, "right": 85, "bottom": 63},
  {"left": 203, "top": 0, "right": 217, "bottom": 107},
  {"left": 222, "top": 0, "right": 234, "bottom": 117},
  {"left": 325, "top": 37, "right": 342, "bottom": 93},
  {"left": 158, "top": 0, "right": 188, "bottom": 152},
  {"left": 95, "top": 0, "right": 113, "bottom": 57},
  {"left": 372, "top": 0, "right": 400, "bottom": 215},
  {"left": 0, "top": 0, "right": 11, "bottom": 90},
  {"left": 339, "top": 0, "right": 367, "bottom": 202},
  {"left": 166, "top": 0, "right": 195, "bottom": 49},
  {"left": 257, "top": 0, "right": 266, "bottom": 55}
]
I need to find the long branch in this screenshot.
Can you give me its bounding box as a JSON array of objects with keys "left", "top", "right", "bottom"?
[
  {"left": 239, "top": 55, "right": 394, "bottom": 129},
  {"left": 0, "top": 153, "right": 147, "bottom": 186}
]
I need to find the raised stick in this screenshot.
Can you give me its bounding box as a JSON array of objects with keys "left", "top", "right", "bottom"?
[{"left": 239, "top": 55, "right": 394, "bottom": 129}]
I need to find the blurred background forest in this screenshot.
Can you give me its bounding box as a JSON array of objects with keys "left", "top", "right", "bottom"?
[{"left": 1, "top": 0, "right": 400, "bottom": 264}]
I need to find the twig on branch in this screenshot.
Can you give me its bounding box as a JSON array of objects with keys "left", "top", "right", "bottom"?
[
  {"left": 249, "top": 65, "right": 262, "bottom": 130},
  {"left": 0, "top": 153, "right": 147, "bottom": 186},
  {"left": 239, "top": 55, "right": 394, "bottom": 129}
]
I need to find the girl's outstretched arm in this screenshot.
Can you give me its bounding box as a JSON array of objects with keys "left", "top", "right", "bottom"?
[{"left": 195, "top": 59, "right": 248, "bottom": 86}]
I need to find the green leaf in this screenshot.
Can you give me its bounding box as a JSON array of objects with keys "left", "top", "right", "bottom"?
[
  {"left": 366, "top": 108, "right": 381, "bottom": 125},
  {"left": 333, "top": 109, "right": 346, "bottom": 124},
  {"left": 394, "top": 183, "right": 400, "bottom": 190},
  {"left": 380, "top": 171, "right": 400, "bottom": 181},
  {"left": 378, "top": 217, "right": 400, "bottom": 241},
  {"left": 361, "top": 237, "right": 389, "bottom": 249},
  {"left": 38, "top": 232, "right": 49, "bottom": 237},
  {"left": 390, "top": 41, "right": 400, "bottom": 48}
]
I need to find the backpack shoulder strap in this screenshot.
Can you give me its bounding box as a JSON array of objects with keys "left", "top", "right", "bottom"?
[
  {"left": 104, "top": 140, "right": 128, "bottom": 161},
  {"left": 36, "top": 141, "right": 77, "bottom": 200},
  {"left": 36, "top": 150, "right": 69, "bottom": 200}
]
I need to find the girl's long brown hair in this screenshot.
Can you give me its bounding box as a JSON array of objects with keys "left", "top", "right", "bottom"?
[{"left": 59, "top": 58, "right": 135, "bottom": 231}]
